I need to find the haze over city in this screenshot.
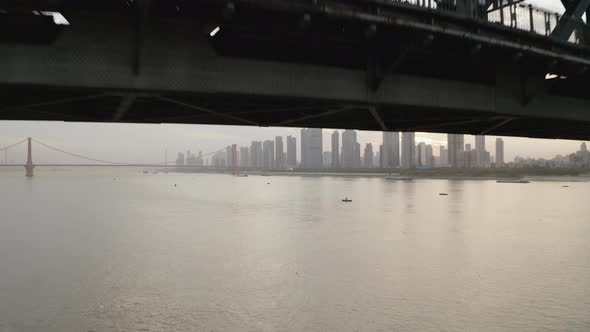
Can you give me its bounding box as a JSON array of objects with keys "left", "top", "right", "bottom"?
[{"left": 0, "top": 121, "right": 586, "bottom": 165}]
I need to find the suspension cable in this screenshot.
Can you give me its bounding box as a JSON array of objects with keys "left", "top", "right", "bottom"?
[
  {"left": 32, "top": 139, "right": 227, "bottom": 165},
  {"left": 0, "top": 138, "right": 28, "bottom": 151}
]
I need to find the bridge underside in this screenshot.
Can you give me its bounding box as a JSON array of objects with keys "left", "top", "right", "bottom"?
[
  {"left": 1, "top": 0, "right": 590, "bottom": 139},
  {"left": 1, "top": 85, "right": 589, "bottom": 140}
]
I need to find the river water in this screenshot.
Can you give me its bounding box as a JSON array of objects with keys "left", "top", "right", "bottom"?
[{"left": 1, "top": 168, "right": 589, "bottom": 331}]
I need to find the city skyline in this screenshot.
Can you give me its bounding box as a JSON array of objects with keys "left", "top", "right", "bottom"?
[
  {"left": 169, "top": 130, "right": 590, "bottom": 171},
  {"left": 0, "top": 121, "right": 587, "bottom": 165}
]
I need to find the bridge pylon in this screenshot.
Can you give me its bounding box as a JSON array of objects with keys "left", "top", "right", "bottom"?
[{"left": 25, "top": 137, "right": 34, "bottom": 177}]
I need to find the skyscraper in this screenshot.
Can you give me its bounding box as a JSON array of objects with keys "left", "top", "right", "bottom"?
[
  {"left": 211, "top": 151, "right": 225, "bottom": 167},
  {"left": 286, "top": 135, "right": 296, "bottom": 167},
  {"left": 301, "top": 128, "right": 323, "bottom": 168},
  {"left": 250, "top": 141, "right": 263, "bottom": 169},
  {"left": 381, "top": 132, "right": 400, "bottom": 169},
  {"left": 417, "top": 142, "right": 426, "bottom": 167},
  {"left": 323, "top": 151, "right": 332, "bottom": 167},
  {"left": 401, "top": 132, "right": 415, "bottom": 169},
  {"left": 581, "top": 142, "right": 587, "bottom": 153},
  {"left": 364, "top": 143, "right": 374, "bottom": 168},
  {"left": 425, "top": 144, "right": 434, "bottom": 168},
  {"left": 225, "top": 146, "right": 232, "bottom": 168},
  {"left": 354, "top": 142, "right": 361, "bottom": 168},
  {"left": 475, "top": 135, "right": 486, "bottom": 167},
  {"left": 176, "top": 152, "right": 185, "bottom": 166},
  {"left": 341, "top": 129, "right": 358, "bottom": 169},
  {"left": 239, "top": 146, "right": 250, "bottom": 167},
  {"left": 331, "top": 130, "right": 340, "bottom": 168},
  {"left": 496, "top": 138, "right": 504, "bottom": 166},
  {"left": 275, "top": 136, "right": 284, "bottom": 169},
  {"left": 262, "top": 140, "right": 275, "bottom": 169},
  {"left": 448, "top": 134, "right": 465, "bottom": 168},
  {"left": 439, "top": 146, "right": 448, "bottom": 167}
]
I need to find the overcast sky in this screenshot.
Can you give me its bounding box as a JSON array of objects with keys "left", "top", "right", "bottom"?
[{"left": 0, "top": 0, "right": 584, "bottom": 165}]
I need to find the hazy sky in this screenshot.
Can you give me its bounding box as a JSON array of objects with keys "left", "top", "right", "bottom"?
[{"left": 0, "top": 0, "right": 583, "bottom": 165}]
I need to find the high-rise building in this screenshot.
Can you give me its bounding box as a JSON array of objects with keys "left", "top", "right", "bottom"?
[
  {"left": 401, "top": 132, "right": 415, "bottom": 169},
  {"left": 581, "top": 142, "right": 587, "bottom": 153},
  {"left": 364, "top": 143, "right": 374, "bottom": 168},
  {"left": 448, "top": 134, "right": 465, "bottom": 168},
  {"left": 465, "top": 144, "right": 472, "bottom": 152},
  {"left": 475, "top": 135, "right": 486, "bottom": 167},
  {"left": 275, "top": 136, "right": 284, "bottom": 169},
  {"left": 331, "top": 131, "right": 340, "bottom": 168},
  {"left": 341, "top": 129, "right": 358, "bottom": 168},
  {"left": 417, "top": 142, "right": 426, "bottom": 167},
  {"left": 239, "top": 146, "right": 250, "bottom": 167},
  {"left": 262, "top": 140, "right": 275, "bottom": 169},
  {"left": 464, "top": 149, "right": 477, "bottom": 168},
  {"left": 250, "top": 141, "right": 263, "bottom": 169},
  {"left": 323, "top": 151, "right": 332, "bottom": 167},
  {"left": 286, "top": 136, "right": 296, "bottom": 167},
  {"left": 381, "top": 132, "right": 400, "bottom": 169},
  {"left": 425, "top": 144, "right": 434, "bottom": 168},
  {"left": 195, "top": 151, "right": 204, "bottom": 166},
  {"left": 439, "top": 146, "right": 448, "bottom": 167},
  {"left": 374, "top": 149, "right": 381, "bottom": 168},
  {"left": 176, "top": 152, "right": 185, "bottom": 166},
  {"left": 225, "top": 146, "right": 232, "bottom": 168},
  {"left": 301, "top": 128, "right": 323, "bottom": 168},
  {"left": 415, "top": 143, "right": 434, "bottom": 167},
  {"left": 354, "top": 142, "right": 361, "bottom": 168},
  {"left": 496, "top": 138, "right": 504, "bottom": 167},
  {"left": 211, "top": 150, "right": 226, "bottom": 167}
]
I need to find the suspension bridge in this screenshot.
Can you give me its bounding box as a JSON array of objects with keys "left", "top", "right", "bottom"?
[{"left": 0, "top": 138, "right": 240, "bottom": 177}]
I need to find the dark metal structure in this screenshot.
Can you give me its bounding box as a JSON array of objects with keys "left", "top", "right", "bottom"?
[{"left": 1, "top": 0, "right": 590, "bottom": 139}]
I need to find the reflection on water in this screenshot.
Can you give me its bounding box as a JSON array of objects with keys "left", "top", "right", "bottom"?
[{"left": 0, "top": 168, "right": 589, "bottom": 331}]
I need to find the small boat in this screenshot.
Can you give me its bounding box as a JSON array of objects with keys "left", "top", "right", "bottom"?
[
  {"left": 562, "top": 185, "right": 569, "bottom": 188},
  {"left": 142, "top": 170, "right": 149, "bottom": 174},
  {"left": 341, "top": 198, "right": 352, "bottom": 202},
  {"left": 439, "top": 193, "right": 448, "bottom": 196},
  {"left": 497, "top": 180, "right": 530, "bottom": 184},
  {"left": 385, "top": 175, "right": 414, "bottom": 181}
]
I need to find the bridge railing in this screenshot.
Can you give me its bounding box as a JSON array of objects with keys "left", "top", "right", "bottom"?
[{"left": 366, "top": 0, "right": 589, "bottom": 46}]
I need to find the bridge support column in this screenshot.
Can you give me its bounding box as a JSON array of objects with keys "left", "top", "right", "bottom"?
[{"left": 25, "top": 137, "right": 34, "bottom": 177}]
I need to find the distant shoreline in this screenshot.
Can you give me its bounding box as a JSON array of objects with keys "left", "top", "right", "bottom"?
[{"left": 161, "top": 167, "right": 590, "bottom": 181}]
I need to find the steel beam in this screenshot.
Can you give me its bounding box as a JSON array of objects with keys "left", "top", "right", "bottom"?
[
  {"left": 0, "top": 94, "right": 107, "bottom": 113},
  {"left": 156, "top": 95, "right": 259, "bottom": 125},
  {"left": 478, "top": 117, "right": 514, "bottom": 135},
  {"left": 552, "top": 0, "right": 590, "bottom": 41},
  {"left": 368, "top": 106, "right": 388, "bottom": 131},
  {"left": 112, "top": 94, "right": 137, "bottom": 121},
  {"left": 273, "top": 106, "right": 351, "bottom": 126}
]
